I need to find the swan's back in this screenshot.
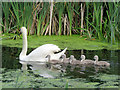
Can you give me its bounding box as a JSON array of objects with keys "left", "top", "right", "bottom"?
[
  {"left": 63, "top": 58, "right": 70, "bottom": 64},
  {"left": 82, "top": 59, "right": 94, "bottom": 64},
  {"left": 69, "top": 55, "right": 81, "bottom": 65},
  {"left": 95, "top": 61, "right": 110, "bottom": 66},
  {"left": 71, "top": 60, "right": 81, "bottom": 65},
  {"left": 27, "top": 44, "right": 61, "bottom": 61},
  {"left": 49, "top": 60, "right": 62, "bottom": 64}
]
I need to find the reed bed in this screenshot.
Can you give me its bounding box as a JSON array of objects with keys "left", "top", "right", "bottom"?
[{"left": 1, "top": 2, "right": 120, "bottom": 44}]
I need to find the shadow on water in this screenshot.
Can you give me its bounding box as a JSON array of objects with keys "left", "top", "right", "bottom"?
[{"left": 2, "top": 45, "right": 120, "bottom": 88}]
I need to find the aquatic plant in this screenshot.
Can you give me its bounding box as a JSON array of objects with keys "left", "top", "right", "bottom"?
[{"left": 1, "top": 62, "right": 119, "bottom": 88}]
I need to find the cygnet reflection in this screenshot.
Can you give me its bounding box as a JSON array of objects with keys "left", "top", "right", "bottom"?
[{"left": 19, "top": 61, "right": 64, "bottom": 78}]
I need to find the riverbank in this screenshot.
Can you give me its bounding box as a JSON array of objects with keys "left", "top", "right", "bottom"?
[{"left": 1, "top": 34, "right": 119, "bottom": 50}]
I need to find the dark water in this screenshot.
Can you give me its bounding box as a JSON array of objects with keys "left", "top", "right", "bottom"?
[
  {"left": 1, "top": 46, "right": 120, "bottom": 88},
  {"left": 2, "top": 46, "right": 119, "bottom": 76}
]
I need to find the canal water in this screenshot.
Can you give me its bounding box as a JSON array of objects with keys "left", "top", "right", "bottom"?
[{"left": 1, "top": 46, "right": 120, "bottom": 88}]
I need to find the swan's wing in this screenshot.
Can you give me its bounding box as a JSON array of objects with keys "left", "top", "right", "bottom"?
[
  {"left": 27, "top": 44, "right": 61, "bottom": 61},
  {"left": 50, "top": 48, "right": 67, "bottom": 60}
]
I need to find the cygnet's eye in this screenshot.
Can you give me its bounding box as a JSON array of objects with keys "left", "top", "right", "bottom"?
[
  {"left": 45, "top": 55, "right": 49, "bottom": 58},
  {"left": 59, "top": 56, "right": 63, "bottom": 59},
  {"left": 80, "top": 57, "right": 82, "bottom": 60}
]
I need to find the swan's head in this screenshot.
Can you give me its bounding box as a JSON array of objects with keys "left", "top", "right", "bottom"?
[
  {"left": 20, "top": 27, "right": 27, "bottom": 35},
  {"left": 94, "top": 55, "right": 99, "bottom": 61},
  {"left": 80, "top": 55, "right": 85, "bottom": 61}
]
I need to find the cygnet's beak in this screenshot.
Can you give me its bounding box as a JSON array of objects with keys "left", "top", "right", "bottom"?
[
  {"left": 93, "top": 58, "right": 95, "bottom": 61},
  {"left": 80, "top": 57, "right": 82, "bottom": 60}
]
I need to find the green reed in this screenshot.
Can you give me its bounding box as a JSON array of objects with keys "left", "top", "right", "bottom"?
[
  {"left": 106, "top": 2, "right": 119, "bottom": 44},
  {"left": 93, "top": 3, "right": 104, "bottom": 41},
  {"left": 56, "top": 2, "right": 64, "bottom": 35},
  {"left": 37, "top": 3, "right": 50, "bottom": 36},
  {"left": 2, "top": 2, "right": 10, "bottom": 32},
  {"left": 1, "top": 2, "right": 119, "bottom": 43},
  {"left": 11, "top": 2, "right": 20, "bottom": 27},
  {"left": 67, "top": 3, "right": 73, "bottom": 36}
]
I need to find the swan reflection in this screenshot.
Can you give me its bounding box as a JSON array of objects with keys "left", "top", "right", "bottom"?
[
  {"left": 19, "top": 58, "right": 110, "bottom": 78},
  {"left": 19, "top": 61, "right": 64, "bottom": 78}
]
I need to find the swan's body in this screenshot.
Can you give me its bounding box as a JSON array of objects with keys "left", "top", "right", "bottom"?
[
  {"left": 94, "top": 55, "right": 110, "bottom": 67},
  {"left": 47, "top": 55, "right": 62, "bottom": 64},
  {"left": 69, "top": 55, "right": 81, "bottom": 65},
  {"left": 61, "top": 54, "right": 70, "bottom": 64},
  {"left": 80, "top": 55, "right": 94, "bottom": 65},
  {"left": 19, "top": 27, "right": 67, "bottom": 62}
]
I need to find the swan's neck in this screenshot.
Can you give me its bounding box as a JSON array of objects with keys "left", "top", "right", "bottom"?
[
  {"left": 20, "top": 33, "right": 27, "bottom": 60},
  {"left": 70, "top": 57, "right": 73, "bottom": 63},
  {"left": 70, "top": 59, "right": 73, "bottom": 63},
  {"left": 63, "top": 55, "right": 66, "bottom": 61},
  {"left": 21, "top": 63, "right": 28, "bottom": 70},
  {"left": 94, "top": 58, "right": 98, "bottom": 64}
]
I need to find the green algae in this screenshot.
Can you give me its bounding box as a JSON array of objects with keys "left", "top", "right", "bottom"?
[
  {"left": 1, "top": 34, "right": 119, "bottom": 50},
  {"left": 1, "top": 68, "right": 119, "bottom": 88}
]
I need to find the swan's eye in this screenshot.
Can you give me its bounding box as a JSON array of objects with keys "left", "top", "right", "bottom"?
[{"left": 45, "top": 55, "right": 50, "bottom": 58}]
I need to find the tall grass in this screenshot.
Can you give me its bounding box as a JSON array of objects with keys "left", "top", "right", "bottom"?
[
  {"left": 106, "top": 2, "right": 119, "bottom": 44},
  {"left": 37, "top": 3, "right": 49, "bottom": 36},
  {"left": 67, "top": 3, "right": 73, "bottom": 36},
  {"left": 93, "top": 3, "right": 104, "bottom": 41},
  {"left": 1, "top": 2, "right": 119, "bottom": 44},
  {"left": 2, "top": 3, "right": 10, "bottom": 32},
  {"left": 56, "top": 2, "right": 64, "bottom": 35}
]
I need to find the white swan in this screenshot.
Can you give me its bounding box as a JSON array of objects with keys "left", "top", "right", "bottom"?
[{"left": 19, "top": 27, "right": 67, "bottom": 62}]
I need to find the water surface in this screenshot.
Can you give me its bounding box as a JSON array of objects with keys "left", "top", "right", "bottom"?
[{"left": 2, "top": 46, "right": 120, "bottom": 88}]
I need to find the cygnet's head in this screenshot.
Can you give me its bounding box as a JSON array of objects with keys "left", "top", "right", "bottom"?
[
  {"left": 60, "top": 54, "right": 67, "bottom": 62},
  {"left": 61, "top": 54, "right": 66, "bottom": 59},
  {"left": 20, "top": 27, "right": 27, "bottom": 35},
  {"left": 94, "top": 55, "right": 99, "bottom": 61},
  {"left": 80, "top": 55, "right": 85, "bottom": 60},
  {"left": 46, "top": 55, "right": 51, "bottom": 62},
  {"left": 69, "top": 55, "right": 75, "bottom": 60}
]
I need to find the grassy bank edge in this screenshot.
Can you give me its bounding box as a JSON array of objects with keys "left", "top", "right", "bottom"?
[{"left": 1, "top": 34, "right": 119, "bottom": 50}]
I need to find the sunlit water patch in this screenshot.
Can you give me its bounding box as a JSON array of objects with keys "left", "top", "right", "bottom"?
[{"left": 2, "top": 46, "right": 120, "bottom": 88}]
